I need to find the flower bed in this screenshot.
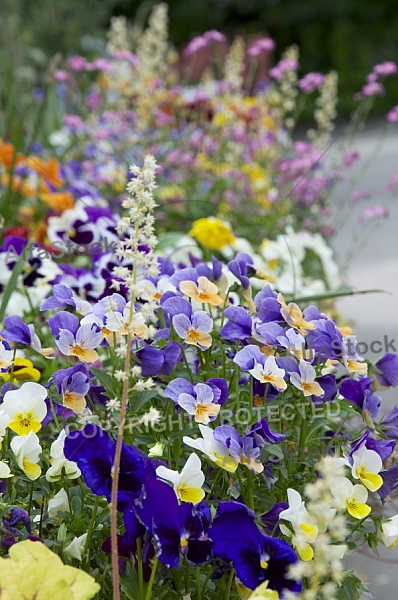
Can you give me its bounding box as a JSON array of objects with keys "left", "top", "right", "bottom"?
[{"left": 0, "top": 5, "right": 398, "bottom": 600}]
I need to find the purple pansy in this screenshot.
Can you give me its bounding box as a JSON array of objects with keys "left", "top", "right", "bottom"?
[
  {"left": 254, "top": 286, "right": 282, "bottom": 323},
  {"left": 349, "top": 431, "right": 395, "bottom": 463},
  {"left": 248, "top": 418, "right": 286, "bottom": 445},
  {"left": 49, "top": 311, "right": 102, "bottom": 363},
  {"left": 305, "top": 319, "right": 343, "bottom": 362},
  {"left": 209, "top": 501, "right": 300, "bottom": 593},
  {"left": 50, "top": 363, "right": 91, "bottom": 413},
  {"left": 261, "top": 502, "right": 289, "bottom": 536},
  {"left": 1, "top": 316, "right": 33, "bottom": 346},
  {"left": 228, "top": 253, "right": 254, "bottom": 290},
  {"left": 383, "top": 405, "right": 398, "bottom": 438},
  {"left": 339, "top": 377, "right": 381, "bottom": 419},
  {"left": 213, "top": 425, "right": 263, "bottom": 472},
  {"left": 220, "top": 306, "right": 252, "bottom": 343},
  {"left": 134, "top": 479, "right": 212, "bottom": 568},
  {"left": 135, "top": 342, "right": 181, "bottom": 377},
  {"left": 374, "top": 353, "right": 398, "bottom": 388},
  {"left": 40, "top": 284, "right": 82, "bottom": 311},
  {"left": 2, "top": 508, "right": 31, "bottom": 536},
  {"left": 64, "top": 424, "right": 147, "bottom": 509}
]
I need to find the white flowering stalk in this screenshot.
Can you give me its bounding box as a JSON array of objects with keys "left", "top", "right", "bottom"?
[
  {"left": 224, "top": 36, "right": 245, "bottom": 93},
  {"left": 110, "top": 155, "right": 159, "bottom": 600},
  {"left": 270, "top": 45, "right": 299, "bottom": 130},
  {"left": 135, "top": 3, "right": 168, "bottom": 81},
  {"left": 308, "top": 70, "right": 338, "bottom": 147},
  {"left": 107, "top": 16, "right": 130, "bottom": 55},
  {"left": 283, "top": 456, "right": 349, "bottom": 600},
  {"left": 131, "top": 3, "right": 169, "bottom": 127}
]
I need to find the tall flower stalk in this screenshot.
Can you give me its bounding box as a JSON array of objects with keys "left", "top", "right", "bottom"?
[{"left": 110, "top": 155, "right": 159, "bottom": 600}]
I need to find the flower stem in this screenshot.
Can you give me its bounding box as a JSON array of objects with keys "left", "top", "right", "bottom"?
[
  {"left": 110, "top": 305, "right": 134, "bottom": 600},
  {"left": 84, "top": 496, "right": 100, "bottom": 569},
  {"left": 137, "top": 536, "right": 145, "bottom": 600},
  {"left": 224, "top": 567, "right": 235, "bottom": 600},
  {"left": 145, "top": 557, "right": 158, "bottom": 600},
  {"left": 196, "top": 567, "right": 201, "bottom": 600}
]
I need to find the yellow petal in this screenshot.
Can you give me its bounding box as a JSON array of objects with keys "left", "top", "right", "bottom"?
[
  {"left": 300, "top": 523, "right": 319, "bottom": 542},
  {"left": 23, "top": 461, "right": 41, "bottom": 481},
  {"left": 68, "top": 348, "right": 99, "bottom": 363},
  {"left": 179, "top": 280, "right": 199, "bottom": 298},
  {"left": 63, "top": 392, "right": 87, "bottom": 414},
  {"left": 297, "top": 543, "right": 314, "bottom": 561},
  {"left": 303, "top": 382, "right": 324, "bottom": 397},
  {"left": 177, "top": 486, "right": 205, "bottom": 504},
  {"left": 360, "top": 472, "right": 383, "bottom": 492},
  {"left": 9, "top": 419, "right": 42, "bottom": 436},
  {"left": 213, "top": 453, "right": 239, "bottom": 473},
  {"left": 195, "top": 403, "right": 220, "bottom": 424},
  {"left": 186, "top": 332, "right": 212, "bottom": 349},
  {"left": 347, "top": 502, "right": 371, "bottom": 520}
]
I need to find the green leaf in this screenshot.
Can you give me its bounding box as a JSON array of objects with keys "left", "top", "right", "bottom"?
[
  {"left": 133, "top": 389, "right": 159, "bottom": 412},
  {"left": 71, "top": 495, "right": 82, "bottom": 517},
  {"left": 336, "top": 572, "right": 366, "bottom": 600},
  {"left": 90, "top": 367, "right": 118, "bottom": 395}
]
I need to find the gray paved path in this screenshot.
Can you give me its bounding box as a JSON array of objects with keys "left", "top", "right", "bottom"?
[{"left": 329, "top": 121, "right": 398, "bottom": 599}]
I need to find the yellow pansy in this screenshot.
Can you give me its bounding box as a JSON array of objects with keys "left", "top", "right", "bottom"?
[
  {"left": 0, "top": 358, "right": 40, "bottom": 382},
  {"left": 189, "top": 217, "right": 236, "bottom": 251}
]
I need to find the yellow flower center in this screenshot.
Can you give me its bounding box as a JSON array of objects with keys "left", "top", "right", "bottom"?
[
  {"left": 72, "top": 344, "right": 86, "bottom": 357},
  {"left": 17, "top": 412, "right": 33, "bottom": 430},
  {"left": 187, "top": 328, "right": 201, "bottom": 341}
]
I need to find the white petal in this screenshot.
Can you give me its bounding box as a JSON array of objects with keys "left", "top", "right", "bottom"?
[{"left": 156, "top": 465, "right": 178, "bottom": 484}]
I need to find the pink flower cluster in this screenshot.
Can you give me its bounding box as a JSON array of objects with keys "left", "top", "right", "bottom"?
[
  {"left": 355, "top": 61, "right": 397, "bottom": 99},
  {"left": 350, "top": 190, "right": 370, "bottom": 203},
  {"left": 387, "top": 105, "right": 398, "bottom": 123},
  {"left": 68, "top": 56, "right": 115, "bottom": 72},
  {"left": 269, "top": 58, "right": 299, "bottom": 80},
  {"left": 358, "top": 205, "right": 389, "bottom": 222},
  {"left": 184, "top": 30, "right": 226, "bottom": 57},
  {"left": 247, "top": 37, "right": 276, "bottom": 58},
  {"left": 297, "top": 72, "right": 324, "bottom": 94}
]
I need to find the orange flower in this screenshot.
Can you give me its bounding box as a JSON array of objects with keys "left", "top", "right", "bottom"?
[
  {"left": 41, "top": 191, "right": 74, "bottom": 211},
  {"left": 0, "top": 139, "right": 16, "bottom": 169},
  {"left": 25, "top": 156, "right": 64, "bottom": 188}
]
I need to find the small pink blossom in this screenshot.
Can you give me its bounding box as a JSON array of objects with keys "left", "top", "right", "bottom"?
[
  {"left": 62, "top": 114, "right": 85, "bottom": 131},
  {"left": 386, "top": 172, "right": 398, "bottom": 191},
  {"left": 54, "top": 70, "right": 69, "bottom": 82},
  {"left": 203, "top": 30, "right": 226, "bottom": 43},
  {"left": 366, "top": 72, "right": 378, "bottom": 83},
  {"left": 373, "top": 61, "right": 398, "bottom": 76},
  {"left": 90, "top": 58, "right": 113, "bottom": 72},
  {"left": 247, "top": 37, "right": 276, "bottom": 58},
  {"left": 86, "top": 91, "right": 101, "bottom": 111},
  {"left": 269, "top": 58, "right": 299, "bottom": 79},
  {"left": 350, "top": 190, "right": 371, "bottom": 203},
  {"left": 297, "top": 72, "right": 324, "bottom": 93},
  {"left": 343, "top": 149, "right": 360, "bottom": 168},
  {"left": 68, "top": 56, "right": 90, "bottom": 71},
  {"left": 361, "top": 82, "right": 385, "bottom": 97},
  {"left": 184, "top": 36, "right": 208, "bottom": 56},
  {"left": 387, "top": 105, "right": 398, "bottom": 122},
  {"left": 358, "top": 205, "right": 388, "bottom": 222},
  {"left": 112, "top": 50, "right": 138, "bottom": 67}
]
